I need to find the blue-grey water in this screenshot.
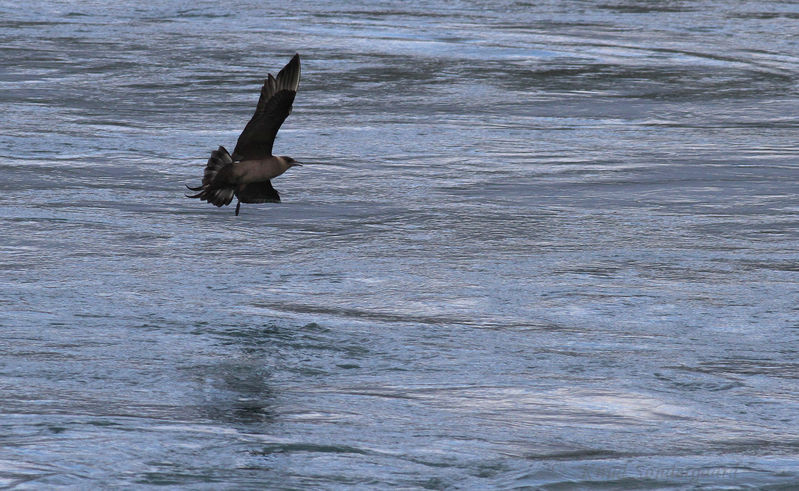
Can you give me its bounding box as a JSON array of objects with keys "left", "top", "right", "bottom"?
[{"left": 2, "top": 1, "right": 799, "bottom": 488}]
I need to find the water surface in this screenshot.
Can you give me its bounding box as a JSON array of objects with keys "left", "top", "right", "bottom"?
[{"left": 2, "top": 1, "right": 799, "bottom": 488}]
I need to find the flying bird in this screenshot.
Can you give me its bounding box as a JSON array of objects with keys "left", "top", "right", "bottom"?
[{"left": 187, "top": 54, "right": 302, "bottom": 216}]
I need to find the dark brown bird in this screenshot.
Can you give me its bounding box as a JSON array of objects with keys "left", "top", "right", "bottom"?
[{"left": 187, "top": 54, "right": 302, "bottom": 215}]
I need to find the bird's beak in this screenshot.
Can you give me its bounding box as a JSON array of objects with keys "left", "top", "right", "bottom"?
[{"left": 293, "top": 162, "right": 303, "bottom": 167}]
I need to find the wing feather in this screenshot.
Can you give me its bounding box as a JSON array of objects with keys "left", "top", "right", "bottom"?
[
  {"left": 236, "top": 180, "right": 281, "bottom": 203},
  {"left": 233, "top": 54, "right": 301, "bottom": 161}
]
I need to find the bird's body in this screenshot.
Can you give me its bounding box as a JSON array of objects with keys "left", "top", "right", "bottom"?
[
  {"left": 230, "top": 156, "right": 295, "bottom": 185},
  {"left": 187, "top": 54, "right": 302, "bottom": 215}
]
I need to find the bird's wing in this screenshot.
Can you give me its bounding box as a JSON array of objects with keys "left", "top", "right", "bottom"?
[
  {"left": 236, "top": 180, "right": 281, "bottom": 203},
  {"left": 232, "top": 54, "right": 301, "bottom": 161}
]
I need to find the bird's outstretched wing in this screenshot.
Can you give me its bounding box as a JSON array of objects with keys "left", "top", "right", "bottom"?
[
  {"left": 233, "top": 54, "right": 301, "bottom": 161},
  {"left": 236, "top": 180, "right": 281, "bottom": 204}
]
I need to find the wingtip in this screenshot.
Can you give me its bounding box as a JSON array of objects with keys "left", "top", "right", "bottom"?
[
  {"left": 278, "top": 53, "right": 301, "bottom": 91},
  {"left": 287, "top": 53, "right": 300, "bottom": 73}
]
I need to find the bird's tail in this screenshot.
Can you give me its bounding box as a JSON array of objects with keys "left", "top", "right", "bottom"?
[{"left": 186, "top": 146, "right": 236, "bottom": 207}]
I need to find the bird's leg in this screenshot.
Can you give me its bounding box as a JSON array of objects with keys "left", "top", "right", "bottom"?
[{"left": 235, "top": 200, "right": 241, "bottom": 216}]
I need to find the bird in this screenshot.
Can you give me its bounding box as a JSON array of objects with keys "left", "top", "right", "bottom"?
[{"left": 187, "top": 54, "right": 302, "bottom": 216}]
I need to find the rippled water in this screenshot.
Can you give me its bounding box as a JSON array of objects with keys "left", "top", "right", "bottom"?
[{"left": 2, "top": 1, "right": 799, "bottom": 488}]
